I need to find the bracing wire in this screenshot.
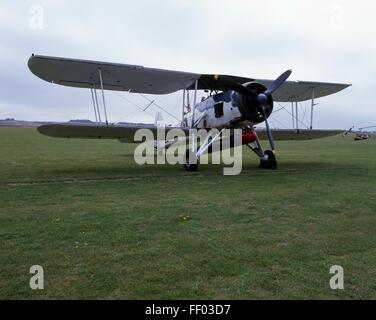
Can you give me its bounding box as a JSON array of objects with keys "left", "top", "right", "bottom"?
[
  {"left": 138, "top": 93, "right": 181, "bottom": 122},
  {"left": 275, "top": 102, "right": 310, "bottom": 129},
  {"left": 111, "top": 91, "right": 155, "bottom": 124}
]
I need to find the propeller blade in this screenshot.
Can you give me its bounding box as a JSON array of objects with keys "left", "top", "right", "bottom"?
[
  {"left": 257, "top": 69, "right": 292, "bottom": 153},
  {"left": 264, "top": 69, "right": 292, "bottom": 96},
  {"left": 215, "top": 70, "right": 291, "bottom": 155},
  {"left": 213, "top": 75, "right": 256, "bottom": 97}
]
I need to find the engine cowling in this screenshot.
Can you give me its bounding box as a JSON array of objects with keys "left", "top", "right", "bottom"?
[{"left": 233, "top": 82, "right": 273, "bottom": 124}]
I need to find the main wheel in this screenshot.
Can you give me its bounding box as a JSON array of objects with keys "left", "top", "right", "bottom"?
[
  {"left": 183, "top": 149, "right": 198, "bottom": 171},
  {"left": 259, "top": 150, "right": 277, "bottom": 169}
]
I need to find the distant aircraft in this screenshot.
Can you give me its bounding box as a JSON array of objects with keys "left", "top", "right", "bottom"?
[
  {"left": 28, "top": 54, "right": 351, "bottom": 171},
  {"left": 347, "top": 126, "right": 376, "bottom": 141}
]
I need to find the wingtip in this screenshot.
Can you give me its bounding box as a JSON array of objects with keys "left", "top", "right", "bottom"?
[
  {"left": 27, "top": 56, "right": 34, "bottom": 72},
  {"left": 36, "top": 124, "right": 46, "bottom": 135}
]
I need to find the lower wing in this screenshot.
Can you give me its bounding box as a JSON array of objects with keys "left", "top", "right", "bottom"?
[
  {"left": 37, "top": 123, "right": 343, "bottom": 142},
  {"left": 255, "top": 129, "right": 343, "bottom": 140}
]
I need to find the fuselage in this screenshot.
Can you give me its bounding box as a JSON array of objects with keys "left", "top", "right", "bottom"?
[
  {"left": 193, "top": 91, "right": 242, "bottom": 129},
  {"left": 183, "top": 88, "right": 267, "bottom": 130}
]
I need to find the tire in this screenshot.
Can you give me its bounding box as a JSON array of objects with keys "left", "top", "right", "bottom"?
[
  {"left": 259, "top": 150, "right": 277, "bottom": 169},
  {"left": 183, "top": 149, "right": 198, "bottom": 171}
]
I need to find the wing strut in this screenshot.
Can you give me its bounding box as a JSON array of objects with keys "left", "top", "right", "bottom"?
[
  {"left": 92, "top": 84, "right": 102, "bottom": 123},
  {"left": 90, "top": 88, "right": 99, "bottom": 123},
  {"left": 310, "top": 87, "right": 318, "bottom": 130},
  {"left": 98, "top": 68, "right": 109, "bottom": 125},
  {"left": 291, "top": 102, "right": 295, "bottom": 128},
  {"left": 191, "top": 80, "right": 198, "bottom": 128},
  {"left": 181, "top": 89, "right": 186, "bottom": 127}
]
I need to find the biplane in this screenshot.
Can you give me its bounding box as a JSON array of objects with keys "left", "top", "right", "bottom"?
[
  {"left": 344, "top": 126, "right": 376, "bottom": 141},
  {"left": 28, "top": 54, "right": 351, "bottom": 171}
]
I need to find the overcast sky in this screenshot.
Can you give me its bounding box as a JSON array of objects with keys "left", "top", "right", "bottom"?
[{"left": 1, "top": 0, "right": 375, "bottom": 129}]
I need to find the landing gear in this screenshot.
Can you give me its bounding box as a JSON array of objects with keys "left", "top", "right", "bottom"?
[
  {"left": 183, "top": 149, "right": 198, "bottom": 171},
  {"left": 183, "top": 126, "right": 228, "bottom": 172},
  {"left": 246, "top": 131, "right": 277, "bottom": 170},
  {"left": 259, "top": 150, "right": 277, "bottom": 169}
]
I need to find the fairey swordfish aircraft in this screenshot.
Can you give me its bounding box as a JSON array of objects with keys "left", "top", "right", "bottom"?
[{"left": 28, "top": 54, "right": 351, "bottom": 171}]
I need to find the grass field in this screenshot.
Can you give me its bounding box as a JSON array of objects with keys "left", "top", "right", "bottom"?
[{"left": 0, "top": 127, "right": 375, "bottom": 299}]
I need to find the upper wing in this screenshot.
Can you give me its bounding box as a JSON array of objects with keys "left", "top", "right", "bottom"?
[
  {"left": 255, "top": 79, "right": 351, "bottom": 102},
  {"left": 255, "top": 129, "right": 343, "bottom": 140},
  {"left": 28, "top": 55, "right": 201, "bottom": 95},
  {"left": 186, "top": 76, "right": 350, "bottom": 102},
  {"left": 28, "top": 54, "right": 350, "bottom": 100}
]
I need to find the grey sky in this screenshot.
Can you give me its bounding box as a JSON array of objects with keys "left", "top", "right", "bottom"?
[{"left": 1, "top": 0, "right": 375, "bottom": 129}]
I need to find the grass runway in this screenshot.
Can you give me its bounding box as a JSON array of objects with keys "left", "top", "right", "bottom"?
[{"left": 0, "top": 127, "right": 375, "bottom": 299}]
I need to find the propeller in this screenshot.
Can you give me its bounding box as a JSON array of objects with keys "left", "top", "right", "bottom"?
[
  {"left": 344, "top": 125, "right": 354, "bottom": 136},
  {"left": 213, "top": 74, "right": 256, "bottom": 97},
  {"left": 257, "top": 69, "right": 292, "bottom": 152},
  {"left": 214, "top": 70, "right": 292, "bottom": 153},
  {"left": 264, "top": 69, "right": 292, "bottom": 96}
]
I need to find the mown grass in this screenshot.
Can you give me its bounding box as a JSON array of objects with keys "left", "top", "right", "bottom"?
[{"left": 0, "top": 127, "right": 375, "bottom": 299}]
